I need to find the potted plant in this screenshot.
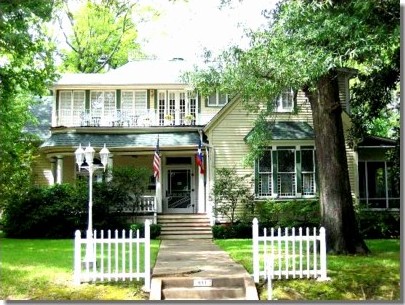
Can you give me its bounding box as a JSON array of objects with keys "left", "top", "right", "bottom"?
[
  {"left": 164, "top": 113, "right": 174, "bottom": 125},
  {"left": 184, "top": 114, "right": 194, "bottom": 125}
]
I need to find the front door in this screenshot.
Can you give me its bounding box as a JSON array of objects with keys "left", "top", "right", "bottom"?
[{"left": 165, "top": 168, "right": 194, "bottom": 213}]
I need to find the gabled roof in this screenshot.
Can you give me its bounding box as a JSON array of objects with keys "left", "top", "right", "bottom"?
[
  {"left": 54, "top": 59, "right": 194, "bottom": 87},
  {"left": 357, "top": 135, "right": 396, "bottom": 148},
  {"left": 245, "top": 121, "right": 315, "bottom": 142}
]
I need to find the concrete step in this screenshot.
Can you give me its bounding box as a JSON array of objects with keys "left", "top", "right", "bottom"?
[
  {"left": 150, "top": 277, "right": 258, "bottom": 300},
  {"left": 162, "top": 287, "right": 245, "bottom": 300},
  {"left": 158, "top": 213, "right": 212, "bottom": 240},
  {"left": 159, "top": 234, "right": 212, "bottom": 239}
]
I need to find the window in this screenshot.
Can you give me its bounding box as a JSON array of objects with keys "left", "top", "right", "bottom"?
[
  {"left": 301, "top": 148, "right": 316, "bottom": 196},
  {"left": 277, "top": 148, "right": 296, "bottom": 197},
  {"left": 358, "top": 161, "right": 399, "bottom": 209},
  {"left": 275, "top": 88, "right": 294, "bottom": 112},
  {"left": 256, "top": 150, "right": 272, "bottom": 197},
  {"left": 254, "top": 146, "right": 316, "bottom": 199},
  {"left": 58, "top": 90, "right": 85, "bottom": 126},
  {"left": 90, "top": 90, "right": 116, "bottom": 120},
  {"left": 121, "top": 90, "right": 147, "bottom": 115},
  {"left": 206, "top": 90, "right": 228, "bottom": 106}
]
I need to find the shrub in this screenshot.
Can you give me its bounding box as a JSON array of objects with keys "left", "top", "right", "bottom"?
[
  {"left": 212, "top": 222, "right": 252, "bottom": 239},
  {"left": 130, "top": 223, "right": 161, "bottom": 239},
  {"left": 357, "top": 210, "right": 400, "bottom": 239},
  {"left": 213, "top": 168, "right": 254, "bottom": 225},
  {"left": 2, "top": 184, "right": 88, "bottom": 238},
  {"left": 255, "top": 199, "right": 321, "bottom": 230}
]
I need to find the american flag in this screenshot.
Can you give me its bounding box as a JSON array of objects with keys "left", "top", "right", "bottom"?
[
  {"left": 153, "top": 137, "right": 161, "bottom": 180},
  {"left": 196, "top": 140, "right": 205, "bottom": 175}
]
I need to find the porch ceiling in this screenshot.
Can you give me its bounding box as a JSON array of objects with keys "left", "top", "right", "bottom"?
[{"left": 40, "top": 131, "right": 201, "bottom": 150}]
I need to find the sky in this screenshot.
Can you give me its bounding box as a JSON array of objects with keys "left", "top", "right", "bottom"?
[{"left": 135, "top": 0, "right": 276, "bottom": 62}]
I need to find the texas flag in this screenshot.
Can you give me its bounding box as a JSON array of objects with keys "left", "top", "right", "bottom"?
[{"left": 196, "top": 140, "right": 205, "bottom": 175}]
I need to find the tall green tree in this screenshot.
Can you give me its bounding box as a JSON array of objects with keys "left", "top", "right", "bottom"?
[
  {"left": 188, "top": 0, "right": 399, "bottom": 254},
  {"left": 0, "top": 0, "right": 57, "bottom": 210},
  {"left": 57, "top": 0, "right": 144, "bottom": 73}
]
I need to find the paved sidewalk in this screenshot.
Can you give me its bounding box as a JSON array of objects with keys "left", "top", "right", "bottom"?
[
  {"left": 150, "top": 239, "right": 259, "bottom": 300},
  {"left": 152, "top": 239, "right": 252, "bottom": 278}
]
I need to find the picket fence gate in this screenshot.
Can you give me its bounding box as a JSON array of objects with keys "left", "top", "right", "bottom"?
[
  {"left": 73, "top": 220, "right": 151, "bottom": 291},
  {"left": 252, "top": 218, "right": 329, "bottom": 299}
]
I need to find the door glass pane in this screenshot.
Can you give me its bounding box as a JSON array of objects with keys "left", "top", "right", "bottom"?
[{"left": 167, "top": 170, "right": 191, "bottom": 209}]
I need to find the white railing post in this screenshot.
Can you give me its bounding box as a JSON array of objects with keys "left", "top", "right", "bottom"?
[
  {"left": 73, "top": 230, "right": 82, "bottom": 285},
  {"left": 144, "top": 219, "right": 151, "bottom": 292},
  {"left": 252, "top": 218, "right": 260, "bottom": 283},
  {"left": 317, "top": 227, "right": 330, "bottom": 281}
]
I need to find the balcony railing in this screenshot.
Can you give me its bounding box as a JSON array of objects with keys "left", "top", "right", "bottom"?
[{"left": 56, "top": 109, "right": 214, "bottom": 127}]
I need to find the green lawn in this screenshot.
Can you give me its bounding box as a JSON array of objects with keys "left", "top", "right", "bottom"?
[
  {"left": 1, "top": 237, "right": 400, "bottom": 301},
  {"left": 0, "top": 238, "right": 161, "bottom": 300},
  {"left": 214, "top": 239, "right": 401, "bottom": 301}
]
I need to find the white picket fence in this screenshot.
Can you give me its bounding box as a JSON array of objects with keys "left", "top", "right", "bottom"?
[
  {"left": 73, "top": 220, "right": 151, "bottom": 291},
  {"left": 252, "top": 218, "right": 329, "bottom": 288}
]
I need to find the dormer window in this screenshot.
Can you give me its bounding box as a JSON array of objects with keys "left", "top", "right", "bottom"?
[
  {"left": 206, "top": 90, "right": 228, "bottom": 107},
  {"left": 276, "top": 88, "right": 294, "bottom": 112}
]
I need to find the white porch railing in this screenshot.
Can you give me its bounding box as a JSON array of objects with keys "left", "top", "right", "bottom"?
[
  {"left": 57, "top": 109, "right": 215, "bottom": 127},
  {"left": 73, "top": 220, "right": 151, "bottom": 291},
  {"left": 252, "top": 218, "right": 329, "bottom": 283}
]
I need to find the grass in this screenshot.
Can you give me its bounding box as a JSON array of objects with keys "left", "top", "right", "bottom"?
[
  {"left": 0, "top": 238, "right": 161, "bottom": 300},
  {"left": 1, "top": 237, "right": 400, "bottom": 301},
  {"left": 214, "top": 238, "right": 401, "bottom": 301}
]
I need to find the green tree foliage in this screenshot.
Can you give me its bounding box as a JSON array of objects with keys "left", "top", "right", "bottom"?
[
  {"left": 0, "top": 0, "right": 57, "bottom": 211},
  {"left": 213, "top": 168, "right": 254, "bottom": 225},
  {"left": 57, "top": 0, "right": 144, "bottom": 72},
  {"left": 188, "top": 0, "right": 399, "bottom": 254}
]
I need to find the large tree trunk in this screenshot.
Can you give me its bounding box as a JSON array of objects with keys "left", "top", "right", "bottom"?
[{"left": 304, "top": 69, "right": 369, "bottom": 254}]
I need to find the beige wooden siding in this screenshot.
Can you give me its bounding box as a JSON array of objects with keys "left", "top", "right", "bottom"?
[{"left": 32, "top": 153, "right": 53, "bottom": 186}]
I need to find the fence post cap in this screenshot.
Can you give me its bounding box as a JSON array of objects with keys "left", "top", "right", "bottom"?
[
  {"left": 252, "top": 218, "right": 258, "bottom": 225},
  {"left": 75, "top": 230, "right": 81, "bottom": 237},
  {"left": 145, "top": 219, "right": 151, "bottom": 225}
]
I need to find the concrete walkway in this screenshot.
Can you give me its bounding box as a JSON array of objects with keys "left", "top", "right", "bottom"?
[{"left": 150, "top": 239, "right": 259, "bottom": 300}]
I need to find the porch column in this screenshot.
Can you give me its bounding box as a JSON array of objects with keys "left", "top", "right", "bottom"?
[
  {"left": 50, "top": 157, "right": 56, "bottom": 185},
  {"left": 156, "top": 156, "right": 162, "bottom": 213},
  {"left": 197, "top": 159, "right": 205, "bottom": 214},
  {"left": 56, "top": 155, "right": 63, "bottom": 184},
  {"left": 106, "top": 154, "right": 113, "bottom": 182}
]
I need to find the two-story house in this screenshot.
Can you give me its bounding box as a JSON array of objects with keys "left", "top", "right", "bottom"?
[{"left": 33, "top": 59, "right": 399, "bottom": 236}]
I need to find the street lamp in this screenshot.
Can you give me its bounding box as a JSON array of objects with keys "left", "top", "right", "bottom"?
[{"left": 75, "top": 143, "right": 110, "bottom": 264}]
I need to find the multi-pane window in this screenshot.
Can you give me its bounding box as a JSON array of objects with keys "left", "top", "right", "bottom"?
[
  {"left": 158, "top": 91, "right": 166, "bottom": 125},
  {"left": 256, "top": 150, "right": 272, "bottom": 197},
  {"left": 358, "top": 161, "right": 400, "bottom": 209},
  {"left": 255, "top": 146, "right": 316, "bottom": 199},
  {"left": 157, "top": 90, "right": 198, "bottom": 126},
  {"left": 58, "top": 90, "right": 85, "bottom": 126},
  {"left": 277, "top": 148, "right": 296, "bottom": 197},
  {"left": 206, "top": 90, "right": 228, "bottom": 106},
  {"left": 301, "top": 148, "right": 316, "bottom": 196},
  {"left": 90, "top": 91, "right": 116, "bottom": 120},
  {"left": 276, "top": 88, "right": 294, "bottom": 112},
  {"left": 121, "top": 90, "right": 147, "bottom": 115}
]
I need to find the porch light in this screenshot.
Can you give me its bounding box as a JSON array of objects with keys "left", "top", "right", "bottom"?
[
  {"left": 99, "top": 144, "right": 110, "bottom": 170},
  {"left": 74, "top": 144, "right": 85, "bottom": 169},
  {"left": 84, "top": 143, "right": 95, "bottom": 167}
]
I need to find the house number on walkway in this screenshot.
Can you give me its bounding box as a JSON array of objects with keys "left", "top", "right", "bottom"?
[{"left": 193, "top": 279, "right": 213, "bottom": 287}]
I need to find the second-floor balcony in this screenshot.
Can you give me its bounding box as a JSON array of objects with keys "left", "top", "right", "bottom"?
[{"left": 56, "top": 109, "right": 215, "bottom": 128}]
